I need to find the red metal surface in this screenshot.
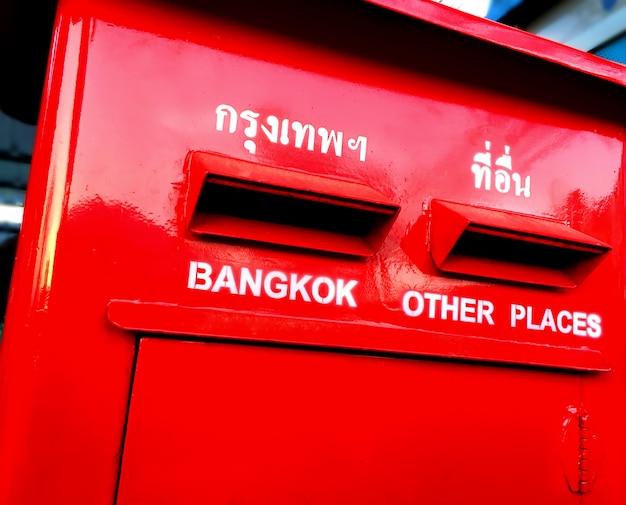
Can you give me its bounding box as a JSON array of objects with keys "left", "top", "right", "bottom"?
[{"left": 0, "top": 0, "right": 624, "bottom": 504}]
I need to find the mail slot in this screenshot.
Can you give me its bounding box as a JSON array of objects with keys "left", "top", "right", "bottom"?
[{"left": 0, "top": 0, "right": 625, "bottom": 504}]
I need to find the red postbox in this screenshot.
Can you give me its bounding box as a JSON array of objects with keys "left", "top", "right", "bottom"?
[{"left": 1, "top": 0, "right": 626, "bottom": 504}]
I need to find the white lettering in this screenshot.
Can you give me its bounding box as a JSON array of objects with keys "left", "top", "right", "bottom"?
[
  {"left": 216, "top": 104, "right": 368, "bottom": 162},
  {"left": 424, "top": 292, "right": 441, "bottom": 318},
  {"left": 188, "top": 261, "right": 358, "bottom": 307},
  {"left": 511, "top": 304, "right": 525, "bottom": 328},
  {"left": 540, "top": 308, "right": 556, "bottom": 332},
  {"left": 572, "top": 312, "right": 587, "bottom": 337},
  {"left": 239, "top": 268, "right": 262, "bottom": 296},
  {"left": 403, "top": 290, "right": 493, "bottom": 325},
  {"left": 189, "top": 261, "right": 212, "bottom": 291},
  {"left": 188, "top": 261, "right": 198, "bottom": 289},
  {"left": 336, "top": 279, "right": 358, "bottom": 307},
  {"left": 526, "top": 306, "right": 542, "bottom": 330},
  {"left": 264, "top": 271, "right": 288, "bottom": 299},
  {"left": 188, "top": 264, "right": 604, "bottom": 339},
  {"left": 557, "top": 310, "right": 572, "bottom": 334},
  {"left": 587, "top": 314, "right": 602, "bottom": 338},
  {"left": 510, "top": 305, "right": 601, "bottom": 338},
  {"left": 211, "top": 265, "right": 237, "bottom": 294},
  {"left": 312, "top": 276, "right": 335, "bottom": 305},
  {"left": 478, "top": 300, "right": 495, "bottom": 325},
  {"left": 441, "top": 295, "right": 459, "bottom": 321},
  {"left": 402, "top": 291, "right": 424, "bottom": 317},
  {"left": 459, "top": 297, "right": 476, "bottom": 323},
  {"left": 289, "top": 274, "right": 312, "bottom": 302}
]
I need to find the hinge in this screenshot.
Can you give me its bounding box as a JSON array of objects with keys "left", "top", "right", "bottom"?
[{"left": 560, "top": 405, "right": 603, "bottom": 494}]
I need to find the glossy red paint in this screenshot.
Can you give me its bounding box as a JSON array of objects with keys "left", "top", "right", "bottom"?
[{"left": 0, "top": 0, "right": 625, "bottom": 504}]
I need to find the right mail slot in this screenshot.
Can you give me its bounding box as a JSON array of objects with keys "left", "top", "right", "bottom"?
[{"left": 429, "top": 199, "right": 611, "bottom": 288}]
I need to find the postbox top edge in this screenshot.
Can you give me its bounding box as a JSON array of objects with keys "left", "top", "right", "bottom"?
[{"left": 365, "top": 0, "right": 626, "bottom": 88}]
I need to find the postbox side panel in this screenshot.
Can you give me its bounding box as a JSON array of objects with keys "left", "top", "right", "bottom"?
[{"left": 117, "top": 337, "right": 580, "bottom": 505}]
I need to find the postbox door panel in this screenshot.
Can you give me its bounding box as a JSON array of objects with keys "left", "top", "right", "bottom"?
[{"left": 116, "top": 337, "right": 580, "bottom": 505}]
